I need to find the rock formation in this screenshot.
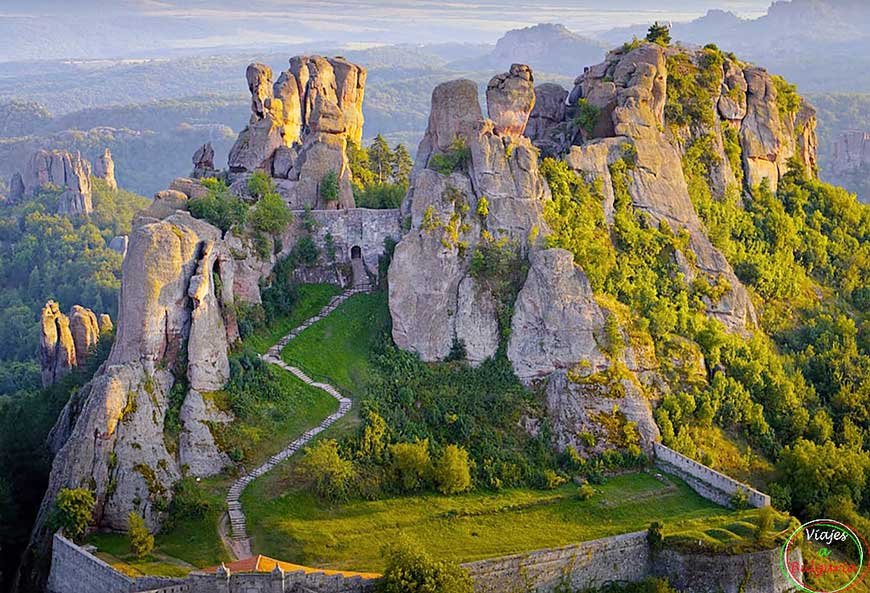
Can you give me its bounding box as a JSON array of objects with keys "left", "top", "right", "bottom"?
[
  {"left": 389, "top": 65, "right": 551, "bottom": 364},
  {"left": 39, "top": 302, "right": 106, "bottom": 387},
  {"left": 227, "top": 56, "right": 366, "bottom": 209},
  {"left": 20, "top": 149, "right": 93, "bottom": 215},
  {"left": 30, "top": 195, "right": 238, "bottom": 557},
  {"left": 39, "top": 302, "right": 77, "bottom": 387},
  {"left": 8, "top": 171, "right": 24, "bottom": 203},
  {"left": 93, "top": 148, "right": 117, "bottom": 189},
  {"left": 108, "top": 235, "right": 128, "bottom": 257},
  {"left": 832, "top": 130, "right": 870, "bottom": 176},
  {"left": 191, "top": 142, "right": 217, "bottom": 179}
]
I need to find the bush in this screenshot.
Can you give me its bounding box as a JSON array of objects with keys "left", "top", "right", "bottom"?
[
  {"left": 433, "top": 445, "right": 472, "bottom": 495},
  {"left": 165, "top": 477, "right": 211, "bottom": 529},
  {"left": 390, "top": 440, "right": 431, "bottom": 492},
  {"left": 428, "top": 137, "right": 470, "bottom": 175},
  {"left": 249, "top": 185, "right": 293, "bottom": 234},
  {"left": 647, "top": 521, "right": 664, "bottom": 553},
  {"left": 127, "top": 511, "right": 154, "bottom": 559},
  {"left": 52, "top": 488, "right": 95, "bottom": 542},
  {"left": 577, "top": 484, "right": 596, "bottom": 500},
  {"left": 290, "top": 235, "right": 320, "bottom": 267},
  {"left": 188, "top": 179, "right": 247, "bottom": 232},
  {"left": 297, "top": 439, "right": 355, "bottom": 501},
  {"left": 574, "top": 99, "right": 601, "bottom": 134},
  {"left": 379, "top": 540, "right": 473, "bottom": 593},
  {"left": 320, "top": 171, "right": 340, "bottom": 203},
  {"left": 540, "top": 469, "right": 568, "bottom": 490}
]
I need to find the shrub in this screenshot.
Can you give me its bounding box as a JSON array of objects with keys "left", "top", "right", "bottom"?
[
  {"left": 729, "top": 488, "right": 749, "bottom": 510},
  {"left": 297, "top": 439, "right": 355, "bottom": 501},
  {"left": 165, "top": 477, "right": 211, "bottom": 530},
  {"left": 379, "top": 540, "right": 473, "bottom": 593},
  {"left": 250, "top": 192, "right": 293, "bottom": 234},
  {"left": 188, "top": 179, "right": 247, "bottom": 232},
  {"left": 358, "top": 411, "right": 389, "bottom": 463},
  {"left": 540, "top": 469, "right": 567, "bottom": 490},
  {"left": 433, "top": 445, "right": 472, "bottom": 495},
  {"left": 574, "top": 99, "right": 601, "bottom": 135},
  {"left": 52, "top": 488, "right": 95, "bottom": 542},
  {"left": 476, "top": 196, "right": 489, "bottom": 217},
  {"left": 390, "top": 439, "right": 431, "bottom": 492},
  {"left": 320, "top": 171, "right": 340, "bottom": 203},
  {"left": 127, "top": 511, "right": 154, "bottom": 559},
  {"left": 429, "top": 137, "right": 470, "bottom": 175},
  {"left": 290, "top": 236, "right": 320, "bottom": 267},
  {"left": 577, "top": 483, "right": 596, "bottom": 500},
  {"left": 647, "top": 521, "right": 664, "bottom": 553}
]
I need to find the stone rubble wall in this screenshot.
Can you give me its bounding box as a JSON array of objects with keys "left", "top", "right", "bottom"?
[
  {"left": 653, "top": 443, "right": 770, "bottom": 508},
  {"left": 47, "top": 533, "right": 134, "bottom": 593}
]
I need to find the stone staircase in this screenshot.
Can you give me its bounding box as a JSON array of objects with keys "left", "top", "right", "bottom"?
[{"left": 223, "top": 287, "right": 368, "bottom": 557}]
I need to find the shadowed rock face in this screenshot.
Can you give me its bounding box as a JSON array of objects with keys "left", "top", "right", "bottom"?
[
  {"left": 228, "top": 55, "right": 366, "bottom": 209},
  {"left": 39, "top": 302, "right": 106, "bottom": 387}
]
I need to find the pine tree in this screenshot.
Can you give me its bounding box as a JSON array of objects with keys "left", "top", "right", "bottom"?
[
  {"left": 392, "top": 143, "right": 413, "bottom": 188},
  {"left": 368, "top": 134, "right": 393, "bottom": 184},
  {"left": 646, "top": 22, "right": 671, "bottom": 46}
]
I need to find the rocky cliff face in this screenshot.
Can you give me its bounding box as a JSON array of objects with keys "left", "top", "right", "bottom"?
[
  {"left": 228, "top": 56, "right": 366, "bottom": 209},
  {"left": 30, "top": 193, "right": 239, "bottom": 564},
  {"left": 831, "top": 130, "right": 870, "bottom": 176},
  {"left": 14, "top": 149, "right": 93, "bottom": 215}
]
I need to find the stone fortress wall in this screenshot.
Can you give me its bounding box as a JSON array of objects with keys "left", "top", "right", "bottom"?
[{"left": 653, "top": 443, "right": 771, "bottom": 508}]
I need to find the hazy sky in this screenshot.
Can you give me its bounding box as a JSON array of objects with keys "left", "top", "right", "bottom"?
[{"left": 1, "top": 0, "right": 775, "bottom": 50}]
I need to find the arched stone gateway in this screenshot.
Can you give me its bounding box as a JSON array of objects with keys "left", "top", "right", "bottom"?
[{"left": 350, "top": 245, "right": 367, "bottom": 287}]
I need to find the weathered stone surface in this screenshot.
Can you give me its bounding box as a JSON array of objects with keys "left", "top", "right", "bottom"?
[
  {"left": 718, "top": 59, "right": 747, "bottom": 121},
  {"left": 486, "top": 63, "right": 535, "bottom": 137},
  {"left": 69, "top": 305, "right": 100, "bottom": 364},
  {"left": 108, "top": 235, "right": 128, "bottom": 257},
  {"left": 169, "top": 177, "right": 209, "bottom": 201},
  {"left": 508, "top": 249, "right": 608, "bottom": 381},
  {"left": 455, "top": 275, "right": 500, "bottom": 366},
  {"left": 98, "top": 314, "right": 113, "bottom": 334},
  {"left": 39, "top": 301, "right": 77, "bottom": 387},
  {"left": 832, "top": 130, "right": 870, "bottom": 176},
  {"left": 524, "top": 83, "right": 568, "bottom": 152},
  {"left": 545, "top": 370, "right": 660, "bottom": 454},
  {"left": 93, "top": 148, "right": 117, "bottom": 189},
  {"left": 186, "top": 242, "right": 230, "bottom": 392},
  {"left": 740, "top": 67, "right": 786, "bottom": 191},
  {"left": 21, "top": 149, "right": 93, "bottom": 215},
  {"left": 136, "top": 189, "right": 188, "bottom": 223},
  {"left": 178, "top": 390, "right": 232, "bottom": 477}
]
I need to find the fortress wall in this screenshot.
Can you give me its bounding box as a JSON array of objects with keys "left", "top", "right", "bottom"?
[
  {"left": 653, "top": 443, "right": 770, "bottom": 508},
  {"left": 47, "top": 533, "right": 134, "bottom": 593},
  {"left": 308, "top": 208, "right": 403, "bottom": 273},
  {"left": 461, "top": 531, "right": 652, "bottom": 593},
  {"left": 184, "top": 568, "right": 375, "bottom": 593}
]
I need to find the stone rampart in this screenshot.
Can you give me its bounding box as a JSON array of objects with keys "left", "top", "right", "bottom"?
[{"left": 47, "top": 533, "right": 134, "bottom": 593}]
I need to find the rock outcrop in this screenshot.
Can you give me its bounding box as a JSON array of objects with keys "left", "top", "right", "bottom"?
[
  {"left": 389, "top": 66, "right": 551, "bottom": 364},
  {"left": 20, "top": 149, "right": 93, "bottom": 215},
  {"left": 94, "top": 148, "right": 117, "bottom": 190},
  {"left": 524, "top": 83, "right": 568, "bottom": 154},
  {"left": 228, "top": 56, "right": 366, "bottom": 209},
  {"left": 39, "top": 302, "right": 105, "bottom": 387},
  {"left": 831, "top": 130, "right": 870, "bottom": 177},
  {"left": 191, "top": 142, "right": 217, "bottom": 179},
  {"left": 31, "top": 201, "right": 237, "bottom": 553},
  {"left": 39, "top": 302, "right": 77, "bottom": 387}
]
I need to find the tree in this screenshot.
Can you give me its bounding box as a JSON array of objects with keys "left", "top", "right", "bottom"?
[
  {"left": 250, "top": 192, "right": 293, "bottom": 234},
  {"left": 646, "top": 22, "right": 671, "bottom": 46},
  {"left": 127, "top": 511, "right": 154, "bottom": 559},
  {"left": 358, "top": 411, "right": 389, "bottom": 462},
  {"left": 433, "top": 444, "right": 472, "bottom": 495},
  {"left": 320, "top": 171, "right": 340, "bottom": 203},
  {"left": 389, "top": 439, "right": 431, "bottom": 492},
  {"left": 297, "top": 439, "right": 355, "bottom": 500},
  {"left": 188, "top": 179, "right": 248, "bottom": 232},
  {"left": 392, "top": 143, "right": 413, "bottom": 188},
  {"left": 379, "top": 539, "right": 473, "bottom": 593},
  {"left": 52, "top": 488, "right": 95, "bottom": 542},
  {"left": 369, "top": 135, "right": 394, "bottom": 184}
]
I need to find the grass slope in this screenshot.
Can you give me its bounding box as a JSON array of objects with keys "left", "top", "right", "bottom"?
[
  {"left": 244, "top": 284, "right": 342, "bottom": 355},
  {"left": 242, "top": 470, "right": 730, "bottom": 572},
  {"left": 280, "top": 292, "right": 390, "bottom": 397}
]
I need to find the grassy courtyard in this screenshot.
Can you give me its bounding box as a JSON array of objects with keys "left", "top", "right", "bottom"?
[{"left": 241, "top": 469, "right": 734, "bottom": 572}]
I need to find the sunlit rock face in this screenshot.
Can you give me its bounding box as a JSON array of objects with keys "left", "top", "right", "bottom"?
[{"left": 228, "top": 55, "right": 366, "bottom": 209}]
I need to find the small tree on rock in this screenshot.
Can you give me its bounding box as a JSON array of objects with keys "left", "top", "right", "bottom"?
[
  {"left": 128, "top": 511, "right": 154, "bottom": 559},
  {"left": 320, "top": 171, "right": 340, "bottom": 204},
  {"left": 646, "top": 22, "right": 671, "bottom": 46},
  {"left": 52, "top": 488, "right": 95, "bottom": 542}
]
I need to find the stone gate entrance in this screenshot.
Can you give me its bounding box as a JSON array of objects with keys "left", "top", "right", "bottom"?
[{"left": 350, "top": 246, "right": 367, "bottom": 287}]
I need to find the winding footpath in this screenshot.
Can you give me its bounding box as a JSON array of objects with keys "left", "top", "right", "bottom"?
[{"left": 224, "top": 288, "right": 366, "bottom": 558}]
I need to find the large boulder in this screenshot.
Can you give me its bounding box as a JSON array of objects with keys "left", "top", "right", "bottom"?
[
  {"left": 524, "top": 83, "right": 568, "bottom": 153},
  {"left": 486, "top": 63, "right": 536, "bottom": 137},
  {"left": 69, "top": 305, "right": 101, "bottom": 364},
  {"left": 191, "top": 142, "right": 217, "bottom": 179}
]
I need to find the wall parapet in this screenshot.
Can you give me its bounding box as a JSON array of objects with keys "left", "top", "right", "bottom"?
[{"left": 653, "top": 443, "right": 770, "bottom": 508}]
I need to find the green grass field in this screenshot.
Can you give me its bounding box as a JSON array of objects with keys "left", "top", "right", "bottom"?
[
  {"left": 280, "top": 292, "right": 390, "bottom": 397},
  {"left": 241, "top": 469, "right": 733, "bottom": 572},
  {"left": 243, "top": 284, "right": 342, "bottom": 354}
]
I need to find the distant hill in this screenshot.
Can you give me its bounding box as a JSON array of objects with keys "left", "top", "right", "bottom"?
[{"left": 454, "top": 23, "right": 607, "bottom": 76}]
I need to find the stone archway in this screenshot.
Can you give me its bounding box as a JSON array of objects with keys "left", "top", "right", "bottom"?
[{"left": 350, "top": 245, "right": 367, "bottom": 287}]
